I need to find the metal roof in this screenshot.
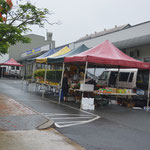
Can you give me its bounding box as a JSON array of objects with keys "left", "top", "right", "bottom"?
[{"left": 76, "top": 24, "right": 131, "bottom": 42}]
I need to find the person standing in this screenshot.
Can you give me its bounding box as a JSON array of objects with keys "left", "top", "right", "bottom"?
[{"left": 62, "top": 72, "right": 69, "bottom": 101}]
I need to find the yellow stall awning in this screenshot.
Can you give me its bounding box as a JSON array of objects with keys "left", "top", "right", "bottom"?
[
  {"left": 36, "top": 57, "right": 47, "bottom": 63},
  {"left": 47, "top": 46, "right": 71, "bottom": 58},
  {"left": 36, "top": 46, "right": 70, "bottom": 63}
]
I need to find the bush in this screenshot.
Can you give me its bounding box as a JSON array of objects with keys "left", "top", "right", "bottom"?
[
  {"left": 25, "top": 74, "right": 32, "bottom": 79},
  {"left": 34, "top": 69, "right": 62, "bottom": 82}
]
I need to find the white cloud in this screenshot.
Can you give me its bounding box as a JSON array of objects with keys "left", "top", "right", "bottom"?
[{"left": 21, "top": 0, "right": 150, "bottom": 47}]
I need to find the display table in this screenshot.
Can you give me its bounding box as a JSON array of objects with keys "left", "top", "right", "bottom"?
[
  {"left": 94, "top": 92, "right": 137, "bottom": 96},
  {"left": 34, "top": 82, "right": 59, "bottom": 95}
]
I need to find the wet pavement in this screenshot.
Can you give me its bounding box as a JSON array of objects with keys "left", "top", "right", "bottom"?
[
  {"left": 0, "top": 129, "right": 85, "bottom": 150},
  {"left": 0, "top": 80, "right": 85, "bottom": 150},
  {"left": 0, "top": 94, "right": 49, "bottom": 131},
  {"left": 1, "top": 78, "right": 150, "bottom": 150}
]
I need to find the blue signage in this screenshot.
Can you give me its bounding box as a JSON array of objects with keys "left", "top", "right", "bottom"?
[{"left": 26, "top": 47, "right": 41, "bottom": 56}]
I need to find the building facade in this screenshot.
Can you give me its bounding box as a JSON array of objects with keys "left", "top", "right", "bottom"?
[
  {"left": 8, "top": 32, "right": 55, "bottom": 77},
  {"left": 69, "top": 21, "right": 150, "bottom": 62},
  {"left": 9, "top": 32, "right": 55, "bottom": 62}
]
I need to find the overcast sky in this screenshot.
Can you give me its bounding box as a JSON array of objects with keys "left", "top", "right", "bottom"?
[{"left": 22, "top": 0, "right": 150, "bottom": 47}]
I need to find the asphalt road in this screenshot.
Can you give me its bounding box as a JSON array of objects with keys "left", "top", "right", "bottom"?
[{"left": 0, "top": 78, "right": 150, "bottom": 150}]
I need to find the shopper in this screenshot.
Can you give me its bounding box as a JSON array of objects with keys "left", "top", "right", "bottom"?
[
  {"left": 73, "top": 70, "right": 79, "bottom": 81},
  {"left": 62, "top": 72, "right": 69, "bottom": 102}
]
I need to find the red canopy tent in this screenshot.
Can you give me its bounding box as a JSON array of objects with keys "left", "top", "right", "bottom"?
[
  {"left": 63, "top": 41, "right": 150, "bottom": 109},
  {"left": 64, "top": 40, "right": 150, "bottom": 69},
  {"left": 0, "top": 58, "right": 23, "bottom": 66}
]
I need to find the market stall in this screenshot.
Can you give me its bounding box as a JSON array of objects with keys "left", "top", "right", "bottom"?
[
  {"left": 47, "top": 44, "right": 88, "bottom": 64},
  {"left": 36, "top": 46, "right": 71, "bottom": 63},
  {"left": 0, "top": 58, "right": 23, "bottom": 78},
  {"left": 25, "top": 46, "right": 70, "bottom": 96},
  {"left": 64, "top": 40, "right": 150, "bottom": 110},
  {"left": 0, "top": 58, "right": 23, "bottom": 66},
  {"left": 33, "top": 45, "right": 89, "bottom": 97}
]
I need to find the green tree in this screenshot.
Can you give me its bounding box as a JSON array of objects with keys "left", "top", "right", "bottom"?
[{"left": 0, "top": 0, "right": 55, "bottom": 55}]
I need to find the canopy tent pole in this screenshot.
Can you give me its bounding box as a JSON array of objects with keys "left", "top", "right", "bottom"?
[
  {"left": 52, "top": 64, "right": 54, "bottom": 70},
  {"left": 44, "top": 63, "right": 48, "bottom": 83},
  {"left": 59, "top": 62, "right": 65, "bottom": 104},
  {"left": 23, "top": 64, "right": 25, "bottom": 80},
  {"left": 116, "top": 67, "right": 120, "bottom": 88},
  {"left": 94, "top": 68, "right": 96, "bottom": 76},
  {"left": 42, "top": 63, "right": 48, "bottom": 99},
  {"left": 115, "top": 67, "right": 120, "bottom": 102},
  {"left": 80, "top": 61, "right": 88, "bottom": 109},
  {"left": 32, "top": 62, "right": 36, "bottom": 82},
  {"left": 84, "top": 61, "right": 88, "bottom": 83},
  {"left": 146, "top": 70, "right": 150, "bottom": 111},
  {"left": 25, "top": 64, "right": 27, "bottom": 79}
]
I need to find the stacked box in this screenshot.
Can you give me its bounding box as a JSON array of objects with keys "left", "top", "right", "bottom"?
[
  {"left": 80, "top": 84, "right": 94, "bottom": 92},
  {"left": 116, "top": 89, "right": 126, "bottom": 93},
  {"left": 106, "top": 87, "right": 116, "bottom": 93},
  {"left": 81, "top": 97, "right": 95, "bottom": 110},
  {"left": 98, "top": 88, "right": 116, "bottom": 94}
]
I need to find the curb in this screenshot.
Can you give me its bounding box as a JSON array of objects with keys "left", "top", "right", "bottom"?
[
  {"left": 17, "top": 101, "right": 55, "bottom": 129},
  {"left": 0, "top": 93, "right": 55, "bottom": 130},
  {"left": 36, "top": 120, "right": 55, "bottom": 130}
]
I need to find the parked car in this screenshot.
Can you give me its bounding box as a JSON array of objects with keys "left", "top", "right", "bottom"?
[
  {"left": 97, "top": 68, "right": 149, "bottom": 106},
  {"left": 4, "top": 66, "right": 21, "bottom": 78}
]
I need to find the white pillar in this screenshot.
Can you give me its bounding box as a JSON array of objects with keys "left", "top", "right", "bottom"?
[
  {"left": 146, "top": 70, "right": 150, "bottom": 111},
  {"left": 32, "top": 62, "right": 36, "bottom": 82},
  {"left": 1, "top": 67, "right": 3, "bottom": 78}
]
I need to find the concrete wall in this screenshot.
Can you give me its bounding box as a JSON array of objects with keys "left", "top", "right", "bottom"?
[
  {"left": 9, "top": 34, "right": 54, "bottom": 62},
  {"left": 126, "top": 44, "right": 150, "bottom": 61}
]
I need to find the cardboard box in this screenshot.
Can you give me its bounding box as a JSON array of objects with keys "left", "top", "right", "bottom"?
[
  {"left": 116, "top": 89, "right": 126, "bottom": 93},
  {"left": 136, "top": 89, "right": 145, "bottom": 95},
  {"left": 106, "top": 87, "right": 116, "bottom": 93},
  {"left": 81, "top": 104, "right": 95, "bottom": 110},
  {"left": 80, "top": 84, "right": 94, "bottom": 92},
  {"left": 98, "top": 88, "right": 116, "bottom": 94},
  {"left": 81, "top": 97, "right": 94, "bottom": 105}
]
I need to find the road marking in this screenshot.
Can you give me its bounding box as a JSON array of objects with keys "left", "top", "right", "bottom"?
[
  {"left": 17, "top": 99, "right": 49, "bottom": 102},
  {"left": 43, "top": 112, "right": 100, "bottom": 128},
  {"left": 44, "top": 97, "right": 99, "bottom": 117},
  {"left": 42, "top": 113, "right": 94, "bottom": 117},
  {"left": 41, "top": 97, "right": 101, "bottom": 128},
  {"left": 52, "top": 116, "right": 94, "bottom": 120},
  {"left": 56, "top": 121, "right": 86, "bottom": 124},
  {"left": 55, "top": 116, "right": 100, "bottom": 128},
  {"left": 0, "top": 82, "right": 101, "bottom": 128}
]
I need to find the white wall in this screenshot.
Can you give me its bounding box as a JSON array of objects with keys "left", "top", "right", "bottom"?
[
  {"left": 70, "top": 21, "right": 150, "bottom": 49},
  {"left": 126, "top": 44, "right": 150, "bottom": 60},
  {"left": 0, "top": 54, "right": 9, "bottom": 63}
]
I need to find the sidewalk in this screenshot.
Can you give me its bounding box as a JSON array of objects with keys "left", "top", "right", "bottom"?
[{"left": 0, "top": 94, "right": 85, "bottom": 150}]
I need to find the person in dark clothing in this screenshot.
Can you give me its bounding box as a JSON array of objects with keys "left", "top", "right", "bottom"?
[{"left": 62, "top": 73, "right": 69, "bottom": 101}]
